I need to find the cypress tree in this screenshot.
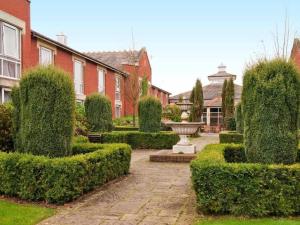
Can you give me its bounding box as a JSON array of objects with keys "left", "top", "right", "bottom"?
[
  {"left": 235, "top": 102, "right": 243, "bottom": 133},
  {"left": 225, "top": 77, "right": 235, "bottom": 118},
  {"left": 221, "top": 79, "right": 227, "bottom": 123},
  {"left": 224, "top": 78, "right": 235, "bottom": 130},
  {"left": 141, "top": 75, "right": 149, "bottom": 97},
  {"left": 189, "top": 79, "right": 204, "bottom": 122}
]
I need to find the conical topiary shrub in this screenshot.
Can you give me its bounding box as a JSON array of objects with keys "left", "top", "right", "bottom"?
[
  {"left": 85, "top": 93, "right": 113, "bottom": 132},
  {"left": 138, "top": 96, "right": 162, "bottom": 132},
  {"left": 11, "top": 66, "right": 75, "bottom": 157},
  {"left": 242, "top": 59, "right": 300, "bottom": 164}
]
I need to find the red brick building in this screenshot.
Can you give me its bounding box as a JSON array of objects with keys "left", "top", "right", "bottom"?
[
  {"left": 0, "top": 0, "right": 170, "bottom": 118},
  {"left": 291, "top": 38, "right": 300, "bottom": 70},
  {"left": 86, "top": 48, "right": 170, "bottom": 116}
]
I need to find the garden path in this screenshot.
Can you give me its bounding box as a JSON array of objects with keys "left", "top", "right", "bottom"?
[{"left": 39, "top": 134, "right": 218, "bottom": 225}]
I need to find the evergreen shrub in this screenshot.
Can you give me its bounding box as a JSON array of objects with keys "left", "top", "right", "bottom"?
[
  {"left": 0, "top": 103, "right": 13, "bottom": 152},
  {"left": 138, "top": 96, "right": 162, "bottom": 132},
  {"left": 242, "top": 59, "right": 300, "bottom": 164},
  {"left": 12, "top": 66, "right": 75, "bottom": 157},
  {"left": 85, "top": 93, "right": 113, "bottom": 132},
  {"left": 191, "top": 144, "right": 300, "bottom": 216},
  {"left": 0, "top": 143, "right": 131, "bottom": 204}
]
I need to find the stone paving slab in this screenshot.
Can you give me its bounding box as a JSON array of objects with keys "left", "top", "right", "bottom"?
[{"left": 39, "top": 134, "right": 218, "bottom": 225}]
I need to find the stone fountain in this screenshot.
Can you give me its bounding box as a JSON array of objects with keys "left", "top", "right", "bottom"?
[{"left": 164, "top": 112, "right": 204, "bottom": 154}]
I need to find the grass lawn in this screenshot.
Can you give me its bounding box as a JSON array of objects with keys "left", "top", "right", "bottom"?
[
  {"left": 0, "top": 199, "right": 55, "bottom": 225},
  {"left": 195, "top": 217, "right": 300, "bottom": 225}
]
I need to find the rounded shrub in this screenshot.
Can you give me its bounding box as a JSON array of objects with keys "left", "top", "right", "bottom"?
[
  {"left": 0, "top": 103, "right": 13, "bottom": 151},
  {"left": 235, "top": 102, "right": 243, "bottom": 134},
  {"left": 12, "top": 66, "right": 75, "bottom": 157},
  {"left": 84, "top": 93, "right": 113, "bottom": 132},
  {"left": 162, "top": 104, "right": 181, "bottom": 122},
  {"left": 138, "top": 96, "right": 162, "bottom": 132},
  {"left": 242, "top": 59, "right": 300, "bottom": 164}
]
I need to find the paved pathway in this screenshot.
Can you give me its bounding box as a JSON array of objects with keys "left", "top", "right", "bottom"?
[{"left": 39, "top": 134, "right": 218, "bottom": 225}]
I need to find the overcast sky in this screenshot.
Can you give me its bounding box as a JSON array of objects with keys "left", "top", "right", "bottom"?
[{"left": 31, "top": 0, "right": 300, "bottom": 96}]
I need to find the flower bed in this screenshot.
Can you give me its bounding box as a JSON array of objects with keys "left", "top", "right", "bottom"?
[
  {"left": 0, "top": 143, "right": 131, "bottom": 204},
  {"left": 190, "top": 144, "right": 300, "bottom": 216},
  {"left": 88, "top": 131, "right": 179, "bottom": 149}
]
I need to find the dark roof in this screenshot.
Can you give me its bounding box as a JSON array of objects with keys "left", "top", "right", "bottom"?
[
  {"left": 84, "top": 48, "right": 146, "bottom": 70},
  {"left": 31, "top": 30, "right": 128, "bottom": 77},
  {"left": 208, "top": 71, "right": 237, "bottom": 79},
  {"left": 151, "top": 84, "right": 171, "bottom": 95},
  {"left": 170, "top": 83, "right": 242, "bottom": 101}
]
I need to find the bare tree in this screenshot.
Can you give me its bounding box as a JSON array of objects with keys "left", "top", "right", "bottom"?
[
  {"left": 271, "top": 12, "right": 295, "bottom": 60},
  {"left": 125, "top": 32, "right": 141, "bottom": 127}
]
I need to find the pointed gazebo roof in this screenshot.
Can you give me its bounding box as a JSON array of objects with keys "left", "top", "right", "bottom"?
[{"left": 207, "top": 63, "right": 237, "bottom": 83}]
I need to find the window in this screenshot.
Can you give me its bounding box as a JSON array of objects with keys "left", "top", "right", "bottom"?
[
  {"left": 98, "top": 69, "right": 105, "bottom": 94},
  {"left": 0, "top": 22, "right": 21, "bottom": 79},
  {"left": 3, "top": 24, "right": 19, "bottom": 59},
  {"left": 74, "top": 60, "right": 84, "bottom": 94},
  {"left": 115, "top": 105, "right": 121, "bottom": 118},
  {"left": 39, "top": 47, "right": 53, "bottom": 65},
  {"left": 0, "top": 88, "right": 11, "bottom": 104},
  {"left": 115, "top": 76, "right": 121, "bottom": 101}
]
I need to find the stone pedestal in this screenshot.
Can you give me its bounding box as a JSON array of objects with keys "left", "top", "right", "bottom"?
[{"left": 172, "top": 144, "right": 196, "bottom": 154}]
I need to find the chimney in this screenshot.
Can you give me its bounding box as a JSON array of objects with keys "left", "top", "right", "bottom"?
[{"left": 56, "top": 32, "right": 67, "bottom": 45}]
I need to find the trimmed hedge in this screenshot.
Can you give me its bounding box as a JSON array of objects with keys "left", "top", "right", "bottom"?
[
  {"left": 0, "top": 103, "right": 13, "bottom": 152},
  {"left": 114, "top": 126, "right": 139, "bottom": 131},
  {"left": 89, "top": 131, "right": 179, "bottom": 149},
  {"left": 0, "top": 143, "right": 131, "bottom": 204},
  {"left": 85, "top": 93, "right": 113, "bottom": 132},
  {"left": 219, "top": 131, "right": 243, "bottom": 144},
  {"left": 138, "top": 96, "right": 162, "bottom": 132},
  {"left": 72, "top": 135, "right": 89, "bottom": 144},
  {"left": 242, "top": 59, "right": 300, "bottom": 164},
  {"left": 12, "top": 66, "right": 75, "bottom": 157},
  {"left": 190, "top": 144, "right": 300, "bottom": 216}
]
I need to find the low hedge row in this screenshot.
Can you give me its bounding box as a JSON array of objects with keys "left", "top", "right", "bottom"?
[
  {"left": 89, "top": 131, "right": 179, "bottom": 149},
  {"left": 113, "top": 126, "right": 139, "bottom": 131},
  {"left": 0, "top": 143, "right": 131, "bottom": 204},
  {"left": 190, "top": 144, "right": 300, "bottom": 216},
  {"left": 219, "top": 131, "right": 243, "bottom": 144}
]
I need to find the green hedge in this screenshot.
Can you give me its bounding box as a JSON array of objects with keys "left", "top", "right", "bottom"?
[
  {"left": 85, "top": 93, "right": 113, "bottom": 132},
  {"left": 138, "top": 96, "right": 162, "bottom": 132},
  {"left": 72, "top": 135, "right": 89, "bottom": 144},
  {"left": 0, "top": 103, "right": 13, "bottom": 152},
  {"left": 89, "top": 131, "right": 179, "bottom": 149},
  {"left": 190, "top": 144, "right": 300, "bottom": 216},
  {"left": 0, "top": 143, "right": 131, "bottom": 204},
  {"left": 242, "top": 59, "right": 300, "bottom": 164},
  {"left": 113, "top": 126, "right": 139, "bottom": 131},
  {"left": 12, "top": 66, "right": 75, "bottom": 157},
  {"left": 219, "top": 131, "right": 243, "bottom": 144}
]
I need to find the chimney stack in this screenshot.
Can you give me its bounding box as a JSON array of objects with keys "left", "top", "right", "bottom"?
[{"left": 56, "top": 32, "right": 67, "bottom": 45}]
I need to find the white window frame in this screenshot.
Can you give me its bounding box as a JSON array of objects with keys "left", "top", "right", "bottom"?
[
  {"left": 115, "top": 75, "right": 121, "bottom": 101},
  {"left": 1, "top": 87, "right": 11, "bottom": 104},
  {"left": 98, "top": 69, "right": 105, "bottom": 94},
  {"left": 0, "top": 21, "right": 21, "bottom": 80},
  {"left": 39, "top": 46, "right": 54, "bottom": 66},
  {"left": 115, "top": 104, "right": 121, "bottom": 118},
  {"left": 3, "top": 22, "right": 20, "bottom": 59},
  {"left": 73, "top": 59, "right": 84, "bottom": 95}
]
